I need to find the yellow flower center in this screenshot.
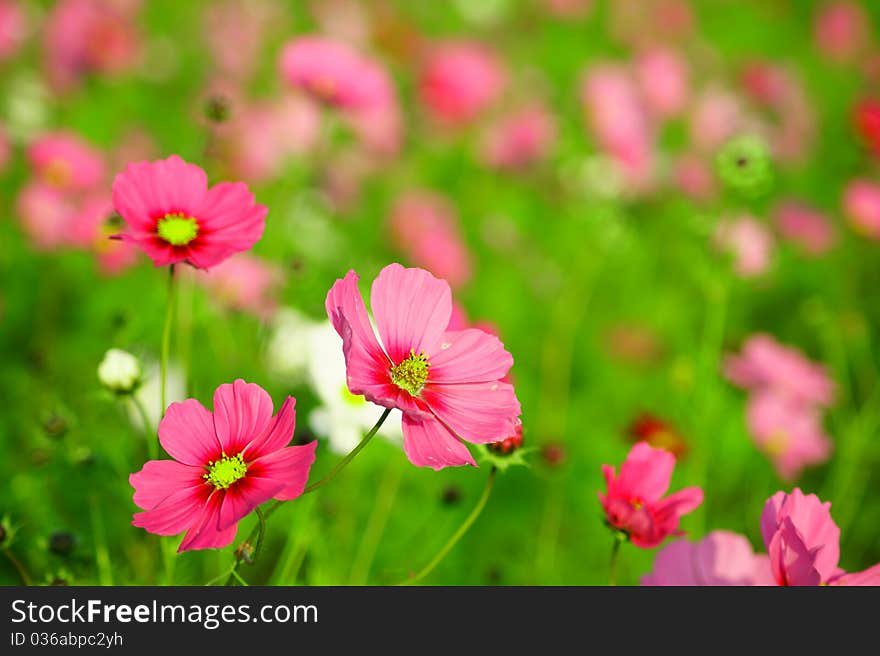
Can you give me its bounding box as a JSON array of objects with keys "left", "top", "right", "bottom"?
[
  {"left": 204, "top": 453, "right": 247, "bottom": 490},
  {"left": 390, "top": 350, "right": 430, "bottom": 396},
  {"left": 157, "top": 212, "right": 199, "bottom": 246}
]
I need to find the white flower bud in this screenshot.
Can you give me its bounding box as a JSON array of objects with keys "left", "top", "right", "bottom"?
[{"left": 98, "top": 349, "right": 142, "bottom": 394}]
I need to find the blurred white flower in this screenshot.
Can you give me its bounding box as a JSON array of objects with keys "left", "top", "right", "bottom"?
[
  {"left": 128, "top": 361, "right": 186, "bottom": 432},
  {"left": 97, "top": 348, "right": 142, "bottom": 394},
  {"left": 306, "top": 321, "right": 402, "bottom": 454},
  {"left": 265, "top": 307, "right": 317, "bottom": 383}
]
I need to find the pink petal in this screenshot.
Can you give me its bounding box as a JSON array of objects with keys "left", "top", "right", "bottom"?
[
  {"left": 178, "top": 492, "right": 237, "bottom": 552},
  {"left": 244, "top": 395, "right": 297, "bottom": 458},
  {"left": 212, "top": 379, "right": 275, "bottom": 455},
  {"left": 130, "top": 459, "right": 205, "bottom": 510},
  {"left": 132, "top": 486, "right": 209, "bottom": 537},
  {"left": 653, "top": 487, "right": 704, "bottom": 525},
  {"left": 402, "top": 413, "right": 476, "bottom": 470},
  {"left": 615, "top": 442, "right": 675, "bottom": 502},
  {"left": 831, "top": 562, "right": 880, "bottom": 586},
  {"left": 248, "top": 441, "right": 318, "bottom": 501},
  {"left": 192, "top": 181, "right": 267, "bottom": 269},
  {"left": 158, "top": 398, "right": 222, "bottom": 466},
  {"left": 426, "top": 328, "right": 513, "bottom": 383},
  {"left": 370, "top": 263, "right": 452, "bottom": 364},
  {"left": 421, "top": 380, "right": 520, "bottom": 444},
  {"left": 216, "top": 477, "right": 285, "bottom": 531}
]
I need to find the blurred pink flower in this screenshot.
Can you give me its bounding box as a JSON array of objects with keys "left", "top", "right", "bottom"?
[
  {"left": 635, "top": 47, "right": 689, "bottom": 119},
  {"left": 814, "top": 1, "right": 871, "bottom": 64},
  {"left": 0, "top": 124, "right": 10, "bottom": 174},
  {"left": 203, "top": 0, "right": 283, "bottom": 81},
  {"left": 130, "top": 380, "right": 317, "bottom": 551},
  {"left": 746, "top": 391, "right": 832, "bottom": 480},
  {"left": 68, "top": 194, "right": 139, "bottom": 275},
  {"left": 541, "top": 0, "right": 593, "bottom": 19},
  {"left": 599, "top": 442, "right": 703, "bottom": 548},
  {"left": 310, "top": 0, "right": 370, "bottom": 46},
  {"left": 843, "top": 179, "right": 880, "bottom": 239},
  {"left": 581, "top": 64, "right": 655, "bottom": 191},
  {"left": 672, "top": 153, "right": 716, "bottom": 202},
  {"left": 15, "top": 183, "right": 78, "bottom": 252},
  {"left": 714, "top": 216, "right": 774, "bottom": 277},
  {"left": 773, "top": 201, "right": 836, "bottom": 255},
  {"left": 419, "top": 41, "right": 506, "bottom": 126},
  {"left": 194, "top": 254, "right": 282, "bottom": 319},
  {"left": 111, "top": 155, "right": 267, "bottom": 269},
  {"left": 279, "top": 36, "right": 390, "bottom": 112},
  {"left": 325, "top": 264, "right": 520, "bottom": 470},
  {"left": 28, "top": 132, "right": 105, "bottom": 191},
  {"left": 0, "top": 0, "right": 26, "bottom": 61},
  {"left": 724, "top": 334, "right": 835, "bottom": 407},
  {"left": 480, "top": 104, "right": 557, "bottom": 171},
  {"left": 641, "top": 530, "right": 773, "bottom": 586},
  {"left": 389, "top": 191, "right": 472, "bottom": 289},
  {"left": 689, "top": 88, "right": 743, "bottom": 152},
  {"left": 44, "top": 0, "right": 140, "bottom": 92},
  {"left": 609, "top": 0, "right": 694, "bottom": 47}
]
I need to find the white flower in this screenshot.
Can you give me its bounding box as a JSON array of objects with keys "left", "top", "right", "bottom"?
[
  {"left": 265, "top": 308, "right": 316, "bottom": 383},
  {"left": 128, "top": 361, "right": 186, "bottom": 432},
  {"left": 97, "top": 349, "right": 142, "bottom": 394},
  {"left": 306, "top": 321, "right": 402, "bottom": 454}
]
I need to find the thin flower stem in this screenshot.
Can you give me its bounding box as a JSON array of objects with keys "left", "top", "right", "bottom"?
[
  {"left": 3, "top": 549, "right": 31, "bottom": 586},
  {"left": 132, "top": 395, "right": 156, "bottom": 460},
  {"left": 609, "top": 535, "right": 624, "bottom": 586},
  {"left": 160, "top": 264, "right": 176, "bottom": 420},
  {"left": 252, "top": 507, "right": 267, "bottom": 564},
  {"left": 400, "top": 466, "right": 497, "bottom": 586},
  {"left": 224, "top": 408, "right": 392, "bottom": 585}
]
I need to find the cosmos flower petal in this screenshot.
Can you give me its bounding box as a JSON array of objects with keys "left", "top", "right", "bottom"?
[
  {"left": 130, "top": 459, "right": 204, "bottom": 510},
  {"left": 427, "top": 328, "right": 513, "bottom": 383},
  {"left": 248, "top": 441, "right": 318, "bottom": 501},
  {"left": 158, "top": 398, "right": 221, "bottom": 466},
  {"left": 402, "top": 414, "right": 476, "bottom": 470},
  {"left": 178, "top": 492, "right": 237, "bottom": 552},
  {"left": 212, "top": 379, "right": 275, "bottom": 455},
  {"left": 420, "top": 381, "right": 520, "bottom": 443}
]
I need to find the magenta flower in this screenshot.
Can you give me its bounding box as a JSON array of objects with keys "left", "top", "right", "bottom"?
[
  {"left": 325, "top": 263, "right": 520, "bottom": 469},
  {"left": 599, "top": 442, "right": 703, "bottom": 548},
  {"left": 130, "top": 380, "right": 317, "bottom": 552},
  {"left": 0, "top": 1, "right": 25, "bottom": 62},
  {"left": 713, "top": 216, "right": 774, "bottom": 278},
  {"left": 635, "top": 47, "right": 690, "bottom": 119},
  {"left": 773, "top": 200, "right": 836, "bottom": 255},
  {"left": 843, "top": 179, "right": 880, "bottom": 240},
  {"left": 111, "top": 155, "right": 267, "bottom": 269},
  {"left": 28, "top": 131, "right": 105, "bottom": 192},
  {"left": 480, "top": 105, "right": 557, "bottom": 171},
  {"left": 193, "top": 254, "right": 282, "bottom": 319},
  {"left": 641, "top": 530, "right": 773, "bottom": 586}
]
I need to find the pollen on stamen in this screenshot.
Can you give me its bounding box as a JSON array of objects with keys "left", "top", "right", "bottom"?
[
  {"left": 390, "top": 349, "right": 430, "bottom": 396},
  {"left": 157, "top": 212, "right": 200, "bottom": 246},
  {"left": 203, "top": 453, "right": 247, "bottom": 490}
]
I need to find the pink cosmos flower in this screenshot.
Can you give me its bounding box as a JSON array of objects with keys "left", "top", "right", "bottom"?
[
  {"left": 279, "top": 36, "right": 390, "bottom": 111},
  {"left": 814, "top": 1, "right": 870, "bottom": 64},
  {"left": 419, "top": 41, "right": 506, "bottom": 126},
  {"left": 0, "top": 124, "right": 10, "bottom": 174},
  {"left": 44, "top": 0, "right": 140, "bottom": 93},
  {"left": 203, "top": 0, "right": 283, "bottom": 81},
  {"left": 689, "top": 88, "right": 743, "bottom": 152},
  {"left": 599, "top": 442, "right": 703, "bottom": 548},
  {"left": 843, "top": 179, "right": 880, "bottom": 239},
  {"left": 325, "top": 263, "right": 520, "bottom": 470},
  {"left": 581, "top": 64, "right": 655, "bottom": 191},
  {"left": 69, "top": 193, "right": 139, "bottom": 275},
  {"left": 673, "top": 153, "right": 716, "bottom": 202},
  {"left": 713, "top": 216, "right": 774, "bottom": 278},
  {"left": 130, "top": 380, "right": 317, "bottom": 552},
  {"left": 480, "top": 105, "right": 557, "bottom": 171},
  {"left": 0, "top": 0, "right": 26, "bottom": 61},
  {"left": 641, "top": 531, "right": 774, "bottom": 586},
  {"left": 724, "top": 334, "right": 835, "bottom": 407},
  {"left": 194, "top": 254, "right": 282, "bottom": 319},
  {"left": 15, "top": 183, "right": 78, "bottom": 252},
  {"left": 773, "top": 201, "right": 836, "bottom": 255},
  {"left": 388, "top": 192, "right": 473, "bottom": 289},
  {"left": 635, "top": 47, "right": 690, "bottom": 119},
  {"left": 746, "top": 392, "right": 832, "bottom": 480},
  {"left": 111, "top": 155, "right": 267, "bottom": 269},
  {"left": 28, "top": 132, "right": 105, "bottom": 192}
]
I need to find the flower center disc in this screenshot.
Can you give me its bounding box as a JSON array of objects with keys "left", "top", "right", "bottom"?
[
  {"left": 204, "top": 453, "right": 247, "bottom": 489},
  {"left": 157, "top": 213, "right": 199, "bottom": 246},
  {"left": 390, "top": 350, "right": 430, "bottom": 396}
]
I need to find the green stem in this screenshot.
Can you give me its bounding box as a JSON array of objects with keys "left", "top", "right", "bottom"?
[
  {"left": 609, "top": 536, "right": 623, "bottom": 586},
  {"left": 132, "top": 395, "right": 156, "bottom": 460},
  {"left": 400, "top": 466, "right": 497, "bottom": 585},
  {"left": 3, "top": 549, "right": 31, "bottom": 586},
  {"left": 90, "top": 497, "right": 113, "bottom": 586},
  {"left": 160, "top": 264, "right": 177, "bottom": 420},
  {"left": 348, "top": 462, "right": 402, "bottom": 584},
  {"left": 224, "top": 408, "right": 392, "bottom": 585}
]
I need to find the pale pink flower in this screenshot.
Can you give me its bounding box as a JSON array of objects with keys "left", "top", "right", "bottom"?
[
  {"left": 310, "top": 0, "right": 370, "bottom": 46},
  {"left": 194, "top": 254, "right": 282, "bottom": 319},
  {"left": 68, "top": 193, "right": 139, "bottom": 275},
  {"left": 814, "top": 1, "right": 871, "bottom": 64},
  {"left": 279, "top": 36, "right": 390, "bottom": 112},
  {"left": 599, "top": 442, "right": 703, "bottom": 548},
  {"left": 130, "top": 380, "right": 317, "bottom": 552},
  {"left": 388, "top": 191, "right": 472, "bottom": 289},
  {"left": 672, "top": 153, "right": 716, "bottom": 202},
  {"left": 203, "top": 0, "right": 283, "bottom": 81},
  {"left": 714, "top": 216, "right": 774, "bottom": 278},
  {"left": 0, "top": 0, "right": 26, "bottom": 61},
  {"left": 773, "top": 201, "right": 836, "bottom": 255},
  {"left": 480, "top": 104, "right": 557, "bottom": 171},
  {"left": 689, "top": 88, "right": 743, "bottom": 152},
  {"left": 111, "top": 155, "right": 267, "bottom": 269},
  {"left": 581, "top": 64, "right": 655, "bottom": 191},
  {"left": 843, "top": 179, "right": 880, "bottom": 239},
  {"left": 641, "top": 531, "right": 773, "bottom": 586},
  {"left": 724, "top": 334, "right": 835, "bottom": 407},
  {"left": 325, "top": 263, "right": 520, "bottom": 470},
  {"left": 635, "top": 47, "right": 689, "bottom": 119},
  {"left": 419, "top": 41, "right": 506, "bottom": 125},
  {"left": 0, "top": 124, "right": 10, "bottom": 174},
  {"left": 44, "top": 0, "right": 140, "bottom": 92},
  {"left": 746, "top": 392, "right": 832, "bottom": 480},
  {"left": 15, "top": 183, "right": 78, "bottom": 252},
  {"left": 28, "top": 132, "right": 105, "bottom": 191}
]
